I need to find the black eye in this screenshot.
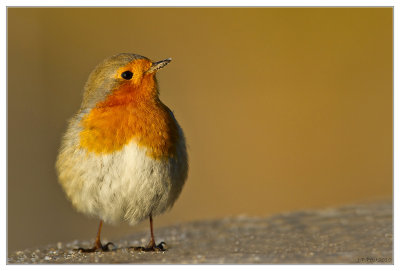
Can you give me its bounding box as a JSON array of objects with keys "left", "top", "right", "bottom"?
[{"left": 121, "top": 71, "right": 133, "bottom": 80}]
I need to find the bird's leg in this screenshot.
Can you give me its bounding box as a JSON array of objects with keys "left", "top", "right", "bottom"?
[
  {"left": 147, "top": 214, "right": 156, "bottom": 248},
  {"left": 129, "top": 214, "right": 167, "bottom": 252},
  {"left": 76, "top": 220, "right": 115, "bottom": 252}
]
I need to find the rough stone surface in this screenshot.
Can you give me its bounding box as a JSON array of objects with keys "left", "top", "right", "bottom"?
[{"left": 8, "top": 201, "right": 393, "bottom": 264}]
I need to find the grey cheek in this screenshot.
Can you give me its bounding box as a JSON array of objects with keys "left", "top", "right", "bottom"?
[{"left": 86, "top": 80, "right": 120, "bottom": 109}]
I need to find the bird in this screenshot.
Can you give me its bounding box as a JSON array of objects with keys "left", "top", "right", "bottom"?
[{"left": 56, "top": 53, "right": 188, "bottom": 252}]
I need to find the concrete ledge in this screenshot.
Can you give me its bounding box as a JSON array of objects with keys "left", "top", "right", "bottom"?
[{"left": 8, "top": 201, "right": 392, "bottom": 264}]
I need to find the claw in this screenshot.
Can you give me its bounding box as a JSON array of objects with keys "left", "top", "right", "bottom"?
[
  {"left": 102, "top": 242, "right": 115, "bottom": 251},
  {"left": 75, "top": 242, "right": 115, "bottom": 253},
  {"left": 129, "top": 241, "right": 167, "bottom": 252},
  {"left": 128, "top": 215, "right": 168, "bottom": 252}
]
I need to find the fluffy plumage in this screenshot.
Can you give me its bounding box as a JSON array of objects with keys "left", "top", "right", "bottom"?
[{"left": 56, "top": 53, "right": 188, "bottom": 226}]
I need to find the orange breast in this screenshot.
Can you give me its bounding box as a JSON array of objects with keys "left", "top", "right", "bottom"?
[{"left": 79, "top": 75, "right": 179, "bottom": 160}]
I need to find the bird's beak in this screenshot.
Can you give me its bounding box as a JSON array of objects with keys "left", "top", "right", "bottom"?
[{"left": 147, "top": 58, "right": 172, "bottom": 74}]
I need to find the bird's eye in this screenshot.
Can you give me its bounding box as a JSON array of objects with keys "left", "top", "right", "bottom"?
[{"left": 121, "top": 71, "right": 133, "bottom": 80}]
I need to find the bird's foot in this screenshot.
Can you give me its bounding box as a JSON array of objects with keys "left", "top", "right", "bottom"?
[
  {"left": 129, "top": 241, "right": 167, "bottom": 252},
  {"left": 75, "top": 242, "right": 115, "bottom": 253}
]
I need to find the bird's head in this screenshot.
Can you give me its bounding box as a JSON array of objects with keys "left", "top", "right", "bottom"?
[{"left": 81, "top": 53, "right": 171, "bottom": 109}]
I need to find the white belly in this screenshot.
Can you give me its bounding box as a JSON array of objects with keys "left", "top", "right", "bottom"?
[{"left": 56, "top": 116, "right": 188, "bottom": 225}]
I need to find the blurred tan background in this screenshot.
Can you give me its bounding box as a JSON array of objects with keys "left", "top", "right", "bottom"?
[{"left": 8, "top": 8, "right": 392, "bottom": 252}]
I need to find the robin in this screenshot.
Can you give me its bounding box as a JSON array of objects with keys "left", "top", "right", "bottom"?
[{"left": 56, "top": 53, "right": 188, "bottom": 252}]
